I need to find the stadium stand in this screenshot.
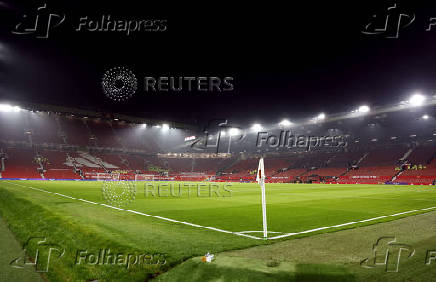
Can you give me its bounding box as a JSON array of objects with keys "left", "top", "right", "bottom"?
[
  {"left": 1, "top": 108, "right": 436, "bottom": 185},
  {"left": 2, "top": 148, "right": 41, "bottom": 178}
]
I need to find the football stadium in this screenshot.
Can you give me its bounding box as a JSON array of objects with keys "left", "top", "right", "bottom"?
[{"left": 1, "top": 1, "right": 436, "bottom": 282}]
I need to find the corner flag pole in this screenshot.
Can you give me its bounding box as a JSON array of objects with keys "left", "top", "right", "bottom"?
[{"left": 256, "top": 157, "right": 268, "bottom": 239}]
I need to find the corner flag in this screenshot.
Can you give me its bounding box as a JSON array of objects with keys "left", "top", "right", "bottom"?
[{"left": 257, "top": 158, "right": 268, "bottom": 239}]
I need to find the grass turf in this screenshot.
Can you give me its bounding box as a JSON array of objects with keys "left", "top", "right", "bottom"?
[
  {"left": 158, "top": 209, "right": 436, "bottom": 281},
  {"left": 0, "top": 180, "right": 435, "bottom": 281}
]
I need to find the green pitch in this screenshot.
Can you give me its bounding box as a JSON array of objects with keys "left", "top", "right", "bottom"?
[{"left": 0, "top": 180, "right": 435, "bottom": 281}]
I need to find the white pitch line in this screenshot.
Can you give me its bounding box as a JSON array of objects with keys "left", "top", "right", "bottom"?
[
  {"left": 79, "top": 198, "right": 98, "bottom": 205},
  {"left": 205, "top": 227, "right": 233, "bottom": 234},
  {"left": 358, "top": 216, "right": 387, "bottom": 223},
  {"left": 299, "top": 226, "right": 331, "bottom": 233},
  {"left": 332, "top": 222, "right": 357, "bottom": 228},
  {"left": 126, "top": 210, "right": 151, "bottom": 217},
  {"left": 237, "top": 231, "right": 282, "bottom": 234},
  {"left": 3, "top": 181, "right": 436, "bottom": 241},
  {"left": 268, "top": 233, "right": 299, "bottom": 240},
  {"left": 421, "top": 206, "right": 436, "bottom": 211},
  {"left": 154, "top": 216, "right": 181, "bottom": 223},
  {"left": 389, "top": 210, "right": 418, "bottom": 216}
]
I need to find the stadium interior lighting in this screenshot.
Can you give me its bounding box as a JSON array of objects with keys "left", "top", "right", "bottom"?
[
  {"left": 279, "top": 119, "right": 292, "bottom": 126},
  {"left": 220, "top": 131, "right": 226, "bottom": 136},
  {"left": 251, "top": 123, "right": 262, "bottom": 131},
  {"left": 422, "top": 115, "right": 429, "bottom": 120},
  {"left": 358, "top": 105, "right": 370, "bottom": 113},
  {"left": 142, "top": 123, "right": 147, "bottom": 128},
  {"left": 317, "top": 113, "right": 326, "bottom": 120},
  {"left": 409, "top": 93, "right": 426, "bottom": 106},
  {"left": 0, "top": 104, "right": 21, "bottom": 112},
  {"left": 229, "top": 128, "right": 240, "bottom": 136},
  {"left": 162, "top": 124, "right": 170, "bottom": 130}
]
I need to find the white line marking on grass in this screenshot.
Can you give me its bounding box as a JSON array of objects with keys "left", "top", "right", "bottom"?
[
  {"left": 332, "top": 222, "right": 357, "bottom": 228},
  {"left": 100, "top": 203, "right": 124, "bottom": 210},
  {"left": 299, "top": 226, "right": 331, "bottom": 233},
  {"left": 233, "top": 233, "right": 264, "bottom": 240},
  {"left": 268, "top": 233, "right": 299, "bottom": 240},
  {"left": 78, "top": 198, "right": 98, "bottom": 205},
  {"left": 179, "top": 221, "right": 202, "bottom": 227},
  {"left": 421, "top": 206, "right": 436, "bottom": 211},
  {"left": 389, "top": 210, "right": 418, "bottom": 216},
  {"left": 205, "top": 227, "right": 233, "bottom": 234},
  {"left": 358, "top": 216, "right": 387, "bottom": 223},
  {"left": 4, "top": 181, "right": 436, "bottom": 241},
  {"left": 126, "top": 210, "right": 151, "bottom": 216},
  {"left": 237, "top": 231, "right": 282, "bottom": 234},
  {"left": 154, "top": 216, "right": 181, "bottom": 223},
  {"left": 54, "top": 192, "right": 76, "bottom": 200}
]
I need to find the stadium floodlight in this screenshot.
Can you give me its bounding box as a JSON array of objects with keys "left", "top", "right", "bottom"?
[
  {"left": 229, "top": 128, "right": 240, "bottom": 136},
  {"left": 0, "top": 104, "right": 21, "bottom": 112},
  {"left": 409, "top": 93, "right": 426, "bottom": 106},
  {"left": 317, "top": 113, "right": 326, "bottom": 120},
  {"left": 142, "top": 124, "right": 147, "bottom": 128},
  {"left": 358, "top": 105, "right": 370, "bottom": 113},
  {"left": 220, "top": 131, "right": 226, "bottom": 137},
  {"left": 279, "top": 119, "right": 292, "bottom": 126},
  {"left": 251, "top": 123, "right": 262, "bottom": 132},
  {"left": 422, "top": 115, "right": 429, "bottom": 120},
  {"left": 162, "top": 124, "right": 170, "bottom": 130}
]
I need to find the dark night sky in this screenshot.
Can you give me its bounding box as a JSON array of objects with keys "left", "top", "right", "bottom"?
[{"left": 1, "top": 1, "right": 436, "bottom": 125}]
